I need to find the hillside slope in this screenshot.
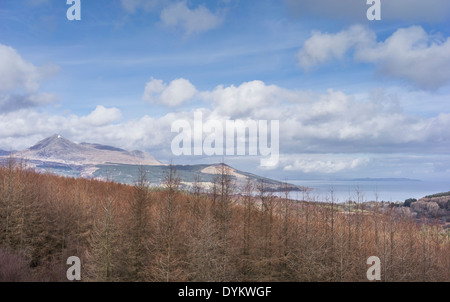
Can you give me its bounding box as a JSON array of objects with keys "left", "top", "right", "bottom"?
[
  {"left": 14, "top": 134, "right": 163, "bottom": 166},
  {"left": 0, "top": 135, "right": 305, "bottom": 192}
]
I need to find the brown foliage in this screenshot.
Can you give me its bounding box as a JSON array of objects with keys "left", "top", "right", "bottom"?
[{"left": 0, "top": 162, "right": 449, "bottom": 282}]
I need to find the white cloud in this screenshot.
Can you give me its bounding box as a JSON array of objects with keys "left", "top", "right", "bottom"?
[
  {"left": 285, "top": 0, "right": 450, "bottom": 23},
  {"left": 202, "top": 80, "right": 299, "bottom": 118},
  {"left": 160, "top": 1, "right": 223, "bottom": 35},
  {"left": 142, "top": 79, "right": 450, "bottom": 157},
  {"left": 3, "top": 79, "right": 446, "bottom": 160},
  {"left": 0, "top": 44, "right": 58, "bottom": 112},
  {"left": 358, "top": 26, "right": 450, "bottom": 90},
  {"left": 0, "top": 44, "right": 41, "bottom": 93},
  {"left": 143, "top": 77, "right": 165, "bottom": 100},
  {"left": 197, "top": 81, "right": 450, "bottom": 154},
  {"left": 298, "top": 25, "right": 374, "bottom": 70},
  {"left": 298, "top": 26, "right": 450, "bottom": 89},
  {"left": 3, "top": 79, "right": 450, "bottom": 174},
  {"left": 143, "top": 77, "right": 197, "bottom": 107},
  {"left": 80, "top": 105, "right": 122, "bottom": 127},
  {"left": 277, "top": 89, "right": 436, "bottom": 149}
]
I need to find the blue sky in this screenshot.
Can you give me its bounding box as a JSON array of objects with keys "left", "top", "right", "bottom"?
[{"left": 1, "top": 0, "right": 450, "bottom": 182}]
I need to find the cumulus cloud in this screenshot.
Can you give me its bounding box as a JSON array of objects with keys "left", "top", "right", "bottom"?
[
  {"left": 0, "top": 44, "right": 42, "bottom": 93},
  {"left": 160, "top": 1, "right": 223, "bottom": 35},
  {"left": 298, "top": 26, "right": 450, "bottom": 89},
  {"left": 285, "top": 0, "right": 450, "bottom": 23},
  {"left": 277, "top": 88, "right": 436, "bottom": 152},
  {"left": 358, "top": 26, "right": 450, "bottom": 90},
  {"left": 298, "top": 25, "right": 374, "bottom": 70},
  {"left": 200, "top": 82, "right": 450, "bottom": 155},
  {"left": 0, "top": 44, "right": 58, "bottom": 112},
  {"left": 200, "top": 80, "right": 306, "bottom": 119},
  {"left": 202, "top": 80, "right": 284, "bottom": 118},
  {"left": 150, "top": 81, "right": 450, "bottom": 173},
  {"left": 3, "top": 79, "right": 450, "bottom": 174},
  {"left": 140, "top": 79, "right": 450, "bottom": 156},
  {"left": 80, "top": 105, "right": 122, "bottom": 127},
  {"left": 143, "top": 77, "right": 197, "bottom": 107}
]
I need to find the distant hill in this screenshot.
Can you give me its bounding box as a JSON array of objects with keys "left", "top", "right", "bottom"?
[
  {"left": 0, "top": 150, "right": 12, "bottom": 156},
  {"left": 398, "top": 190, "right": 450, "bottom": 230},
  {"left": 344, "top": 177, "right": 421, "bottom": 182},
  {"left": 13, "top": 134, "right": 163, "bottom": 166},
  {"left": 93, "top": 163, "right": 305, "bottom": 192},
  {"left": 424, "top": 191, "right": 450, "bottom": 199},
  {"left": 0, "top": 135, "right": 306, "bottom": 192}
]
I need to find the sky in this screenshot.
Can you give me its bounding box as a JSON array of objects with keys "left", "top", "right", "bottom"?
[{"left": 1, "top": 0, "right": 450, "bottom": 182}]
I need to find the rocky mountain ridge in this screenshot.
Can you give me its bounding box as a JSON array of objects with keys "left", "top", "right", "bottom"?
[{"left": 13, "top": 134, "right": 163, "bottom": 166}]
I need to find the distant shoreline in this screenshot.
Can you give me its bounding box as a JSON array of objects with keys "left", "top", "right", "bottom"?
[{"left": 341, "top": 177, "right": 422, "bottom": 182}]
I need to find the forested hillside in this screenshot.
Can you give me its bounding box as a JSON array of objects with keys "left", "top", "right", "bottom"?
[{"left": 0, "top": 159, "right": 449, "bottom": 282}]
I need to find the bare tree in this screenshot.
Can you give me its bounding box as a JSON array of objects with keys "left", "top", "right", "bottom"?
[
  {"left": 126, "top": 166, "right": 152, "bottom": 281},
  {"left": 87, "top": 187, "right": 119, "bottom": 281},
  {"left": 153, "top": 164, "right": 182, "bottom": 282}
]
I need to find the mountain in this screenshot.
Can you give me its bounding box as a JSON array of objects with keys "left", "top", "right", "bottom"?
[
  {"left": 15, "top": 134, "right": 162, "bottom": 166},
  {"left": 0, "top": 150, "right": 12, "bottom": 156},
  {"left": 0, "top": 135, "right": 306, "bottom": 192}
]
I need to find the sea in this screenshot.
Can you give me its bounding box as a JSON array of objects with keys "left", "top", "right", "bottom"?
[{"left": 286, "top": 179, "right": 450, "bottom": 203}]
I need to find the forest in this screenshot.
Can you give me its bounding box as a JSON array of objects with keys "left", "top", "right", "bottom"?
[{"left": 0, "top": 158, "right": 449, "bottom": 282}]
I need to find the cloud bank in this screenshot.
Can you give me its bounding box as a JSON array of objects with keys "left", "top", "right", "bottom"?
[
  {"left": 298, "top": 25, "right": 450, "bottom": 90},
  {"left": 2, "top": 79, "right": 450, "bottom": 174}
]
